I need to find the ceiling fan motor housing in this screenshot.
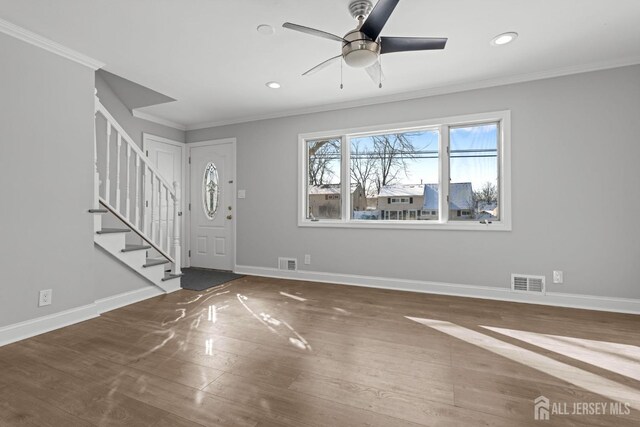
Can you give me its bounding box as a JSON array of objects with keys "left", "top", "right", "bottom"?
[{"left": 342, "top": 30, "right": 380, "bottom": 68}]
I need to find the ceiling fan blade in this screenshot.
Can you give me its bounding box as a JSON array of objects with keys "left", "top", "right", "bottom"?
[
  {"left": 380, "top": 36, "right": 447, "bottom": 54},
  {"left": 359, "top": 0, "right": 400, "bottom": 41},
  {"left": 302, "top": 55, "right": 342, "bottom": 76},
  {"left": 282, "top": 22, "right": 345, "bottom": 43},
  {"left": 365, "top": 61, "right": 384, "bottom": 86}
]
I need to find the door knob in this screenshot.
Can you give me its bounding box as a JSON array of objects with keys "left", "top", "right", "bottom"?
[{"left": 226, "top": 214, "right": 232, "bottom": 220}]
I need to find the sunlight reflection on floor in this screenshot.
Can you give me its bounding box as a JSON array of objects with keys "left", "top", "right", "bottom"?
[
  {"left": 481, "top": 325, "right": 640, "bottom": 382},
  {"left": 236, "top": 293, "right": 312, "bottom": 351},
  {"left": 406, "top": 317, "right": 640, "bottom": 410},
  {"left": 279, "top": 291, "right": 307, "bottom": 302}
]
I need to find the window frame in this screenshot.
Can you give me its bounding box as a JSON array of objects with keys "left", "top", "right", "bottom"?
[{"left": 298, "top": 110, "right": 511, "bottom": 231}]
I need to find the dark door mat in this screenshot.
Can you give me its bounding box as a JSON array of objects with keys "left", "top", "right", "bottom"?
[{"left": 180, "top": 267, "right": 244, "bottom": 291}]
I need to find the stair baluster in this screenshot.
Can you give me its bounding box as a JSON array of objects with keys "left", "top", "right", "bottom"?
[
  {"left": 115, "top": 134, "right": 122, "bottom": 212},
  {"left": 150, "top": 170, "right": 155, "bottom": 242},
  {"left": 125, "top": 144, "right": 131, "bottom": 220},
  {"left": 93, "top": 93, "right": 100, "bottom": 210},
  {"left": 135, "top": 154, "right": 141, "bottom": 229},
  {"left": 94, "top": 99, "right": 181, "bottom": 270},
  {"left": 157, "top": 175, "right": 162, "bottom": 248},
  {"left": 172, "top": 181, "right": 182, "bottom": 275},
  {"left": 105, "top": 124, "right": 111, "bottom": 204},
  {"left": 165, "top": 186, "right": 170, "bottom": 253}
]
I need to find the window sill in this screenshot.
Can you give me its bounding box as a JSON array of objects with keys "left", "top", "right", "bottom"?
[{"left": 298, "top": 220, "right": 511, "bottom": 231}]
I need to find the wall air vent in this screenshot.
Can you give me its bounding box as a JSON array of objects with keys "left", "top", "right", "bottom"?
[
  {"left": 511, "top": 274, "right": 545, "bottom": 294},
  {"left": 278, "top": 257, "right": 297, "bottom": 271}
]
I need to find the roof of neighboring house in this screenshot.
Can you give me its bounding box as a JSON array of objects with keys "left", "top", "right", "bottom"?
[
  {"left": 378, "top": 184, "right": 425, "bottom": 197},
  {"left": 478, "top": 202, "right": 498, "bottom": 213},
  {"left": 308, "top": 183, "right": 361, "bottom": 195},
  {"left": 423, "top": 183, "right": 473, "bottom": 210}
]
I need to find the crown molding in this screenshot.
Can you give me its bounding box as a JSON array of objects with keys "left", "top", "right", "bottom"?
[
  {"left": 0, "top": 18, "right": 104, "bottom": 70},
  {"left": 186, "top": 56, "right": 640, "bottom": 131},
  {"left": 132, "top": 109, "right": 187, "bottom": 131}
]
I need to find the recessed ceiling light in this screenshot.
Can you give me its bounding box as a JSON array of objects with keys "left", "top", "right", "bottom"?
[
  {"left": 491, "top": 32, "right": 518, "bottom": 46},
  {"left": 257, "top": 24, "right": 275, "bottom": 36},
  {"left": 265, "top": 81, "right": 281, "bottom": 89}
]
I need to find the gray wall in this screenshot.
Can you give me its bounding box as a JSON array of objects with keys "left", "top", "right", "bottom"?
[
  {"left": 188, "top": 65, "right": 640, "bottom": 299},
  {"left": 0, "top": 33, "right": 96, "bottom": 326},
  {"left": 95, "top": 72, "right": 185, "bottom": 148}
]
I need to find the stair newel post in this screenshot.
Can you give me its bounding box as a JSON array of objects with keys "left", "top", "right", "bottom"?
[
  {"left": 105, "top": 124, "right": 111, "bottom": 204},
  {"left": 172, "top": 181, "right": 182, "bottom": 275},
  {"left": 125, "top": 144, "right": 131, "bottom": 220},
  {"left": 93, "top": 90, "right": 100, "bottom": 209},
  {"left": 115, "top": 134, "right": 122, "bottom": 212},
  {"left": 135, "top": 154, "right": 141, "bottom": 229}
]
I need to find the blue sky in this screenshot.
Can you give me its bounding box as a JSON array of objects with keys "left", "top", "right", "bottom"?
[
  {"left": 311, "top": 123, "right": 499, "bottom": 194},
  {"left": 349, "top": 123, "right": 498, "bottom": 192}
]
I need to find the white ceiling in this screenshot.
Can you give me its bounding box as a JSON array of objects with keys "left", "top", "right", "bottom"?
[{"left": 1, "top": 0, "right": 639, "bottom": 129}]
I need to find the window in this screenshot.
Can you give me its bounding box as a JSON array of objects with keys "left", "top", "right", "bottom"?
[
  {"left": 306, "top": 137, "right": 341, "bottom": 220},
  {"left": 299, "top": 111, "right": 511, "bottom": 230},
  {"left": 391, "top": 197, "right": 410, "bottom": 204},
  {"left": 449, "top": 123, "right": 499, "bottom": 222}
]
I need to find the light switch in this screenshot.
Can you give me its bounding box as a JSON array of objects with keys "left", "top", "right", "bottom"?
[{"left": 238, "top": 190, "right": 246, "bottom": 199}]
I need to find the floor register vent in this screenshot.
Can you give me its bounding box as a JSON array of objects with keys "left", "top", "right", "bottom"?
[
  {"left": 278, "top": 257, "right": 297, "bottom": 271},
  {"left": 511, "top": 274, "right": 545, "bottom": 294}
]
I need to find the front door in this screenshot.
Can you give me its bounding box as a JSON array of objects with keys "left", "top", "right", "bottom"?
[{"left": 189, "top": 141, "right": 234, "bottom": 270}]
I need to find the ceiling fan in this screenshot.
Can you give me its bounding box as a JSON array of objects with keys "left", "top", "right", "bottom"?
[{"left": 282, "top": 0, "right": 447, "bottom": 87}]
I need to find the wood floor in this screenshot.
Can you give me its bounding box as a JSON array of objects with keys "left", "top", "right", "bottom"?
[{"left": 0, "top": 276, "right": 639, "bottom": 426}]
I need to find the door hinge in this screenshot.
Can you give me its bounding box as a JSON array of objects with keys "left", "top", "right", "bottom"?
[
  {"left": 446, "top": 146, "right": 449, "bottom": 154},
  {"left": 146, "top": 150, "right": 149, "bottom": 157},
  {"left": 145, "top": 200, "right": 149, "bottom": 207},
  {"left": 189, "top": 157, "right": 191, "bottom": 164},
  {"left": 188, "top": 250, "right": 191, "bottom": 257},
  {"left": 189, "top": 203, "right": 191, "bottom": 211},
  {"left": 446, "top": 195, "right": 450, "bottom": 202}
]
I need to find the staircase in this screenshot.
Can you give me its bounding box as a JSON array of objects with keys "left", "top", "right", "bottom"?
[{"left": 91, "top": 92, "right": 182, "bottom": 292}]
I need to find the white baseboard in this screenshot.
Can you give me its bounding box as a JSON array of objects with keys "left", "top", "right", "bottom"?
[
  {"left": 0, "top": 284, "right": 174, "bottom": 348},
  {"left": 234, "top": 265, "right": 640, "bottom": 315},
  {"left": 95, "top": 286, "right": 164, "bottom": 314},
  {"left": 0, "top": 304, "right": 98, "bottom": 347}
]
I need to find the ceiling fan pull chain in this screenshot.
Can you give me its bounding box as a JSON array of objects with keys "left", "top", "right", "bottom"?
[
  {"left": 340, "top": 58, "right": 344, "bottom": 89},
  {"left": 379, "top": 56, "right": 383, "bottom": 89}
]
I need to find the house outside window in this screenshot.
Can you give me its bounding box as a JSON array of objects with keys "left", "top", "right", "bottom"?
[{"left": 299, "top": 111, "right": 511, "bottom": 230}]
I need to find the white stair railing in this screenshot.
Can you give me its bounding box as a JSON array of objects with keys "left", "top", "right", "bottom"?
[{"left": 93, "top": 94, "right": 181, "bottom": 275}]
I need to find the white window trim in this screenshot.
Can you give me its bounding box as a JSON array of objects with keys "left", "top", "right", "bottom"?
[{"left": 298, "top": 110, "right": 512, "bottom": 231}]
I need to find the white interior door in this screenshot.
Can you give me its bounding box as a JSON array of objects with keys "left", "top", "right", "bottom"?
[
  {"left": 189, "top": 141, "right": 235, "bottom": 271},
  {"left": 143, "top": 135, "right": 183, "bottom": 259}
]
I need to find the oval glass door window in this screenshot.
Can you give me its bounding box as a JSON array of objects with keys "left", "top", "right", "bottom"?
[{"left": 203, "top": 162, "right": 219, "bottom": 219}]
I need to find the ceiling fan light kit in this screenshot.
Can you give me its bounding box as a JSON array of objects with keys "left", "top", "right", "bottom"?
[
  {"left": 282, "top": 0, "right": 447, "bottom": 88},
  {"left": 342, "top": 30, "right": 380, "bottom": 68}
]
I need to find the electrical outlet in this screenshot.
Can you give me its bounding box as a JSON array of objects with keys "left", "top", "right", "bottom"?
[
  {"left": 304, "top": 254, "right": 311, "bottom": 265},
  {"left": 39, "top": 289, "right": 52, "bottom": 307},
  {"left": 553, "top": 271, "right": 564, "bottom": 284}
]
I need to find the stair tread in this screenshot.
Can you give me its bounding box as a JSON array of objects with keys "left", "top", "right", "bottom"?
[
  {"left": 122, "top": 244, "right": 151, "bottom": 253},
  {"left": 143, "top": 259, "right": 170, "bottom": 268},
  {"left": 97, "top": 228, "right": 131, "bottom": 234},
  {"left": 161, "top": 273, "right": 184, "bottom": 282},
  {"left": 88, "top": 208, "right": 108, "bottom": 213}
]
